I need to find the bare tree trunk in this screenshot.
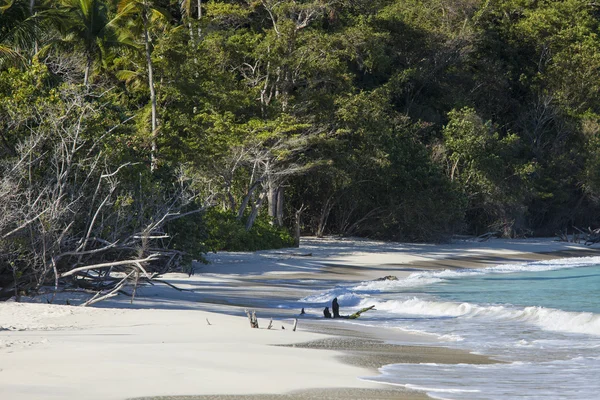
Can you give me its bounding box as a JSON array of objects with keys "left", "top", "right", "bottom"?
[
  {"left": 30, "top": 0, "right": 38, "bottom": 54},
  {"left": 276, "top": 186, "right": 284, "bottom": 227},
  {"left": 268, "top": 181, "right": 277, "bottom": 222},
  {"left": 245, "top": 192, "right": 266, "bottom": 231},
  {"left": 197, "top": 0, "right": 202, "bottom": 38},
  {"left": 143, "top": 7, "right": 158, "bottom": 172},
  {"left": 317, "top": 196, "right": 334, "bottom": 238},
  {"left": 294, "top": 205, "right": 306, "bottom": 248},
  {"left": 188, "top": 21, "right": 194, "bottom": 41},
  {"left": 83, "top": 55, "right": 92, "bottom": 87},
  {"left": 237, "top": 181, "right": 261, "bottom": 220}
]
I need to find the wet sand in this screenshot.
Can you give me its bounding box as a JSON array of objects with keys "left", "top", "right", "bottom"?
[
  {"left": 131, "top": 388, "right": 429, "bottom": 400},
  {"left": 285, "top": 337, "right": 493, "bottom": 370},
  {"left": 130, "top": 326, "right": 494, "bottom": 400}
]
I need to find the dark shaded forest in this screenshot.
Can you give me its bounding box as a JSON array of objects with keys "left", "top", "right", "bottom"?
[{"left": 2, "top": 0, "right": 600, "bottom": 298}]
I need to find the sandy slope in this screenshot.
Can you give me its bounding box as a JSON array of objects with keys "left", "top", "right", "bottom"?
[
  {"left": 0, "top": 304, "right": 380, "bottom": 400},
  {"left": 0, "top": 237, "right": 597, "bottom": 400}
]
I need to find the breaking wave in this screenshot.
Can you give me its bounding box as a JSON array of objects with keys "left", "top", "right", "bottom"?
[
  {"left": 348, "top": 255, "right": 600, "bottom": 292},
  {"left": 360, "top": 297, "right": 600, "bottom": 336}
]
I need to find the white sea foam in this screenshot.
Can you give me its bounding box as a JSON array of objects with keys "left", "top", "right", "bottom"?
[
  {"left": 364, "top": 357, "right": 600, "bottom": 400},
  {"left": 394, "top": 327, "right": 465, "bottom": 342},
  {"left": 359, "top": 297, "right": 600, "bottom": 336},
  {"left": 349, "top": 255, "right": 600, "bottom": 293},
  {"left": 351, "top": 276, "right": 444, "bottom": 291},
  {"left": 405, "top": 385, "right": 481, "bottom": 393},
  {"left": 299, "top": 290, "right": 363, "bottom": 305},
  {"left": 340, "top": 257, "right": 600, "bottom": 399}
]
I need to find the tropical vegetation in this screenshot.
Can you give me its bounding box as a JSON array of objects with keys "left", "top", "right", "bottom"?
[{"left": 2, "top": 0, "right": 600, "bottom": 299}]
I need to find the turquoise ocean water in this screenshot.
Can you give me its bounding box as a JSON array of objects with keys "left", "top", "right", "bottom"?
[{"left": 296, "top": 256, "right": 600, "bottom": 400}]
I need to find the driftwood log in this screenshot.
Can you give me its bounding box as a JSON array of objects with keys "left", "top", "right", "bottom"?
[
  {"left": 245, "top": 309, "right": 259, "bottom": 328},
  {"left": 323, "top": 297, "right": 375, "bottom": 319},
  {"left": 347, "top": 305, "right": 376, "bottom": 319},
  {"left": 569, "top": 226, "right": 600, "bottom": 245},
  {"left": 477, "top": 231, "right": 500, "bottom": 242},
  {"left": 375, "top": 275, "right": 398, "bottom": 281}
]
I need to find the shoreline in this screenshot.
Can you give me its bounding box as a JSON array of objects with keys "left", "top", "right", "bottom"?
[{"left": 1, "top": 237, "right": 598, "bottom": 400}]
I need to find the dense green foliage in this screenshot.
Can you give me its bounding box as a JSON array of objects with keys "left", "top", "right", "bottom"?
[
  {"left": 202, "top": 209, "right": 295, "bottom": 252},
  {"left": 3, "top": 0, "right": 600, "bottom": 270}
]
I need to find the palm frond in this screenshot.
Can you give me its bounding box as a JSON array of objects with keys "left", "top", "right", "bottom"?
[
  {"left": 0, "top": 0, "right": 14, "bottom": 13},
  {"left": 180, "top": 0, "right": 192, "bottom": 19},
  {"left": 0, "top": 44, "right": 22, "bottom": 64},
  {"left": 150, "top": 6, "right": 170, "bottom": 23}
]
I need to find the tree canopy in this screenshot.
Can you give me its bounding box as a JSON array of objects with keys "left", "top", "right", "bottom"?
[{"left": 3, "top": 0, "right": 600, "bottom": 297}]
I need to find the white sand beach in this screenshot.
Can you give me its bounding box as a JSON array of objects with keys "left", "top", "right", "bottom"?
[{"left": 0, "top": 237, "right": 597, "bottom": 400}]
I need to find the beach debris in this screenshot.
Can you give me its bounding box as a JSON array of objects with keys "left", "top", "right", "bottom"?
[
  {"left": 375, "top": 275, "right": 398, "bottom": 281},
  {"left": 245, "top": 309, "right": 259, "bottom": 328},
  {"left": 267, "top": 318, "right": 273, "bottom": 330},
  {"left": 206, "top": 318, "right": 211, "bottom": 326},
  {"left": 477, "top": 231, "right": 500, "bottom": 242},
  {"left": 81, "top": 269, "right": 136, "bottom": 307},
  {"left": 300, "top": 307, "right": 305, "bottom": 315},
  {"left": 559, "top": 229, "right": 582, "bottom": 243},
  {"left": 332, "top": 297, "right": 341, "bottom": 318},
  {"left": 292, "top": 319, "right": 298, "bottom": 332},
  {"left": 572, "top": 226, "right": 600, "bottom": 245},
  {"left": 326, "top": 298, "right": 375, "bottom": 319},
  {"left": 348, "top": 305, "right": 376, "bottom": 319}
]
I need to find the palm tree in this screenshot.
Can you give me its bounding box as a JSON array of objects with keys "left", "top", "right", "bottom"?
[
  {"left": 58, "top": 0, "right": 130, "bottom": 86},
  {"left": 180, "top": 0, "right": 201, "bottom": 40},
  {"left": 0, "top": 0, "right": 45, "bottom": 68},
  {"left": 180, "top": 0, "right": 201, "bottom": 20},
  {"left": 116, "top": 0, "right": 169, "bottom": 171}
]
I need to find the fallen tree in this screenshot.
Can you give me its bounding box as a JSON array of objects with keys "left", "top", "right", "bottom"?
[{"left": 0, "top": 84, "right": 212, "bottom": 304}]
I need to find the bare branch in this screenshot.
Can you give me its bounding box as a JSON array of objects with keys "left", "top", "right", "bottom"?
[{"left": 59, "top": 255, "right": 159, "bottom": 279}]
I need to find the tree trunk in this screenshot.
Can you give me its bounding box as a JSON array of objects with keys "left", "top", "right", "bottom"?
[
  {"left": 30, "top": 0, "right": 38, "bottom": 54},
  {"left": 197, "top": 0, "right": 202, "bottom": 38},
  {"left": 237, "top": 181, "right": 261, "bottom": 220},
  {"left": 317, "top": 196, "right": 334, "bottom": 238},
  {"left": 188, "top": 21, "right": 194, "bottom": 41},
  {"left": 294, "top": 206, "right": 303, "bottom": 248},
  {"left": 227, "top": 191, "right": 236, "bottom": 212},
  {"left": 276, "top": 186, "right": 284, "bottom": 227},
  {"left": 83, "top": 55, "right": 92, "bottom": 87},
  {"left": 245, "top": 192, "right": 266, "bottom": 231},
  {"left": 267, "top": 180, "right": 277, "bottom": 223},
  {"left": 143, "top": 8, "right": 158, "bottom": 172}
]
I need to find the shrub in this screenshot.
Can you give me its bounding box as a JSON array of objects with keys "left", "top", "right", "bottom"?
[{"left": 202, "top": 209, "right": 295, "bottom": 252}]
